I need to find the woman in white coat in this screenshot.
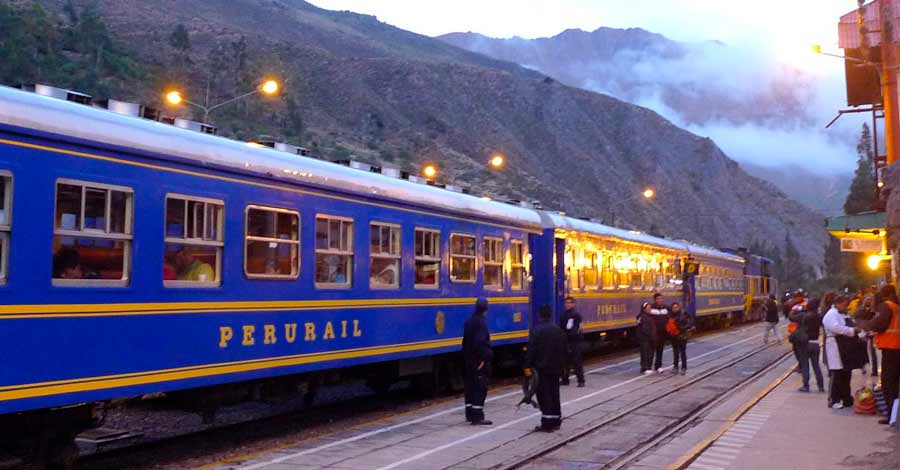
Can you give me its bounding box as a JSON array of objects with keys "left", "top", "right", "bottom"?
[{"left": 823, "top": 296, "right": 860, "bottom": 409}]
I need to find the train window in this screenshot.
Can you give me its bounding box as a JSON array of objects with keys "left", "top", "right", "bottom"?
[
  {"left": 245, "top": 206, "right": 300, "bottom": 280},
  {"left": 450, "top": 234, "right": 476, "bottom": 283},
  {"left": 315, "top": 215, "right": 353, "bottom": 287},
  {"left": 53, "top": 179, "right": 133, "bottom": 286},
  {"left": 583, "top": 252, "right": 599, "bottom": 290},
  {"left": 483, "top": 237, "right": 504, "bottom": 290},
  {"left": 164, "top": 195, "right": 224, "bottom": 286},
  {"left": 0, "top": 172, "right": 10, "bottom": 284},
  {"left": 370, "top": 222, "right": 400, "bottom": 289},
  {"left": 510, "top": 240, "right": 526, "bottom": 290},
  {"left": 415, "top": 228, "right": 441, "bottom": 288}
]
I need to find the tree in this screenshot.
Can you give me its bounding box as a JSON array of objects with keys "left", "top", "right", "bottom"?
[
  {"left": 844, "top": 123, "right": 877, "bottom": 214},
  {"left": 169, "top": 24, "right": 191, "bottom": 52}
]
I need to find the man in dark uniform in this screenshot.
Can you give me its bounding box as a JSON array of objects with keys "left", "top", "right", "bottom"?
[
  {"left": 462, "top": 297, "right": 493, "bottom": 425},
  {"left": 560, "top": 296, "right": 585, "bottom": 387},
  {"left": 526, "top": 305, "right": 567, "bottom": 432}
]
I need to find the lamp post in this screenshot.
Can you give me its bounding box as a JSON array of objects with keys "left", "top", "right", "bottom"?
[
  {"left": 607, "top": 188, "right": 656, "bottom": 227},
  {"left": 165, "top": 79, "right": 280, "bottom": 122}
]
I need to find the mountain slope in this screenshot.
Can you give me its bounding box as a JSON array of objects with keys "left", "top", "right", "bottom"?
[{"left": 20, "top": 0, "right": 827, "bottom": 272}]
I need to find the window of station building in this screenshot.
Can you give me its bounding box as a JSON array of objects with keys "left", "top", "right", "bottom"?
[
  {"left": 370, "top": 222, "right": 401, "bottom": 289},
  {"left": 415, "top": 228, "right": 441, "bottom": 288},
  {"left": 510, "top": 240, "right": 526, "bottom": 290},
  {"left": 315, "top": 215, "right": 353, "bottom": 287},
  {"left": 483, "top": 237, "right": 504, "bottom": 290},
  {"left": 0, "top": 172, "right": 11, "bottom": 284},
  {"left": 450, "top": 233, "right": 476, "bottom": 283},
  {"left": 245, "top": 206, "right": 300, "bottom": 280},
  {"left": 164, "top": 195, "right": 224, "bottom": 286},
  {"left": 53, "top": 180, "right": 133, "bottom": 286}
]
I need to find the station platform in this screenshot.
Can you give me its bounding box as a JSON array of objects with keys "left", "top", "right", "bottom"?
[{"left": 674, "top": 369, "right": 895, "bottom": 470}]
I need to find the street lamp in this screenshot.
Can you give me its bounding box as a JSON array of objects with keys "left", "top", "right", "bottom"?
[
  {"left": 422, "top": 164, "right": 438, "bottom": 179},
  {"left": 164, "top": 78, "right": 281, "bottom": 122},
  {"left": 489, "top": 154, "right": 505, "bottom": 169},
  {"left": 607, "top": 188, "right": 656, "bottom": 227}
]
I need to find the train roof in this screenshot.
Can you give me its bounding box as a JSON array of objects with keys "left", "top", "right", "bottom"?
[
  {"left": 0, "top": 86, "right": 543, "bottom": 229},
  {"left": 546, "top": 213, "right": 745, "bottom": 264}
]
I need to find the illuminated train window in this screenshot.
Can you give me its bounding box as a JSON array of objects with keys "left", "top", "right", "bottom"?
[
  {"left": 0, "top": 172, "right": 10, "bottom": 284},
  {"left": 245, "top": 205, "right": 299, "bottom": 280},
  {"left": 315, "top": 215, "right": 353, "bottom": 288},
  {"left": 53, "top": 179, "right": 133, "bottom": 286},
  {"left": 414, "top": 228, "right": 441, "bottom": 289},
  {"left": 450, "top": 233, "right": 476, "bottom": 283},
  {"left": 164, "top": 195, "right": 224, "bottom": 286},
  {"left": 370, "top": 222, "right": 401, "bottom": 289},
  {"left": 483, "top": 237, "right": 504, "bottom": 290},
  {"left": 510, "top": 240, "right": 526, "bottom": 291}
]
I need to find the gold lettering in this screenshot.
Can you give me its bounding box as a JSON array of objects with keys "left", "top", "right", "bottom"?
[
  {"left": 264, "top": 324, "right": 277, "bottom": 344},
  {"left": 341, "top": 320, "right": 348, "bottom": 338},
  {"left": 219, "top": 326, "right": 233, "bottom": 348},
  {"left": 285, "top": 323, "right": 298, "bottom": 343},
  {"left": 323, "top": 321, "right": 336, "bottom": 340},
  {"left": 304, "top": 322, "right": 317, "bottom": 341},
  {"left": 353, "top": 319, "right": 362, "bottom": 337},
  {"left": 242, "top": 325, "right": 256, "bottom": 346}
]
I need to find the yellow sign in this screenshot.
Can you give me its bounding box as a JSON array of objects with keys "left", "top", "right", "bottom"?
[{"left": 218, "top": 319, "right": 362, "bottom": 349}]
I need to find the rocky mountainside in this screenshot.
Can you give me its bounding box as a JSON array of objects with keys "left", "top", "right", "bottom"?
[
  {"left": 440, "top": 28, "right": 851, "bottom": 215},
  {"left": 741, "top": 163, "right": 849, "bottom": 216},
  {"left": 17, "top": 0, "right": 827, "bottom": 271}
]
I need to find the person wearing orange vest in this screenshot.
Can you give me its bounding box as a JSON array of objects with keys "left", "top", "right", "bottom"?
[{"left": 860, "top": 284, "right": 900, "bottom": 425}]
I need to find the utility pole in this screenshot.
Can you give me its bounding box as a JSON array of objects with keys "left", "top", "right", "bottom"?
[{"left": 880, "top": 0, "right": 900, "bottom": 165}]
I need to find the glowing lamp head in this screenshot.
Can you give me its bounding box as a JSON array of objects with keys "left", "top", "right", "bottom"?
[
  {"left": 878, "top": 181, "right": 885, "bottom": 188},
  {"left": 165, "top": 90, "right": 183, "bottom": 105},
  {"left": 812, "top": 44, "right": 822, "bottom": 54},
  {"left": 867, "top": 254, "right": 882, "bottom": 271},
  {"left": 642, "top": 188, "right": 656, "bottom": 199},
  {"left": 260, "top": 80, "right": 280, "bottom": 95},
  {"left": 489, "top": 154, "right": 505, "bottom": 169},
  {"left": 422, "top": 164, "right": 438, "bottom": 179}
]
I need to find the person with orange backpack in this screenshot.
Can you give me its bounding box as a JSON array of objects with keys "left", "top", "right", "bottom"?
[
  {"left": 668, "top": 302, "right": 691, "bottom": 375},
  {"left": 859, "top": 284, "right": 900, "bottom": 425}
]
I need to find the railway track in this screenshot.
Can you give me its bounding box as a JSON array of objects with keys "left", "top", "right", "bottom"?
[
  {"left": 75, "top": 325, "right": 761, "bottom": 470},
  {"left": 500, "top": 340, "right": 792, "bottom": 470}
]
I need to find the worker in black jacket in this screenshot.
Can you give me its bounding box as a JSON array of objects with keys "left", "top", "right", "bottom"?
[
  {"left": 462, "top": 297, "right": 493, "bottom": 425},
  {"left": 526, "top": 305, "right": 567, "bottom": 432},
  {"left": 560, "top": 296, "right": 585, "bottom": 387}
]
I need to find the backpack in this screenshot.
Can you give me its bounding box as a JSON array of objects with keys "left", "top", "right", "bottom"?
[
  {"left": 666, "top": 317, "right": 680, "bottom": 337},
  {"left": 789, "top": 313, "right": 808, "bottom": 344}
]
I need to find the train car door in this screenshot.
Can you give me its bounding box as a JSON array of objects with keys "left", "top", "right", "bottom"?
[
  {"left": 554, "top": 236, "right": 567, "bottom": 323},
  {"left": 529, "top": 229, "right": 556, "bottom": 331}
]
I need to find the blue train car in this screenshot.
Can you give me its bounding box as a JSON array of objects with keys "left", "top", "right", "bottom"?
[
  {"left": 0, "top": 85, "right": 544, "bottom": 418},
  {"left": 534, "top": 215, "right": 746, "bottom": 335}
]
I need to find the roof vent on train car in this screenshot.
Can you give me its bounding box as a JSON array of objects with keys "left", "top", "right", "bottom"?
[
  {"left": 445, "top": 185, "right": 463, "bottom": 193},
  {"left": 531, "top": 201, "right": 543, "bottom": 210},
  {"left": 93, "top": 98, "right": 162, "bottom": 120},
  {"left": 348, "top": 161, "right": 372, "bottom": 172},
  {"left": 407, "top": 175, "right": 428, "bottom": 184},
  {"left": 255, "top": 137, "right": 310, "bottom": 157},
  {"left": 381, "top": 166, "right": 404, "bottom": 179},
  {"left": 174, "top": 118, "right": 218, "bottom": 136},
  {"left": 18, "top": 84, "right": 92, "bottom": 105}
]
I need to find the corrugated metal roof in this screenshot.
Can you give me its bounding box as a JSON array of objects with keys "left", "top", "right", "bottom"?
[{"left": 839, "top": 0, "right": 900, "bottom": 48}]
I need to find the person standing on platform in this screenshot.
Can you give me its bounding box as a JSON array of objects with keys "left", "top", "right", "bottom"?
[
  {"left": 823, "top": 296, "right": 865, "bottom": 409},
  {"left": 854, "top": 293, "right": 879, "bottom": 377},
  {"left": 462, "top": 297, "right": 493, "bottom": 425},
  {"left": 669, "top": 302, "right": 691, "bottom": 375},
  {"left": 560, "top": 296, "right": 585, "bottom": 387},
  {"left": 526, "top": 305, "right": 567, "bottom": 432},
  {"left": 859, "top": 284, "right": 900, "bottom": 425},
  {"left": 764, "top": 294, "right": 782, "bottom": 344},
  {"left": 790, "top": 296, "right": 824, "bottom": 393},
  {"left": 637, "top": 302, "right": 657, "bottom": 375},
  {"left": 650, "top": 293, "right": 670, "bottom": 373}
]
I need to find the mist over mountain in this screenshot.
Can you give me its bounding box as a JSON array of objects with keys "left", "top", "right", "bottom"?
[
  {"left": 440, "top": 28, "right": 856, "bottom": 214},
  {"left": 11, "top": 0, "right": 828, "bottom": 273}
]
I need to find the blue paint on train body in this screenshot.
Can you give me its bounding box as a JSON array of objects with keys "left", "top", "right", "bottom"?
[{"left": 0, "top": 124, "right": 537, "bottom": 414}]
